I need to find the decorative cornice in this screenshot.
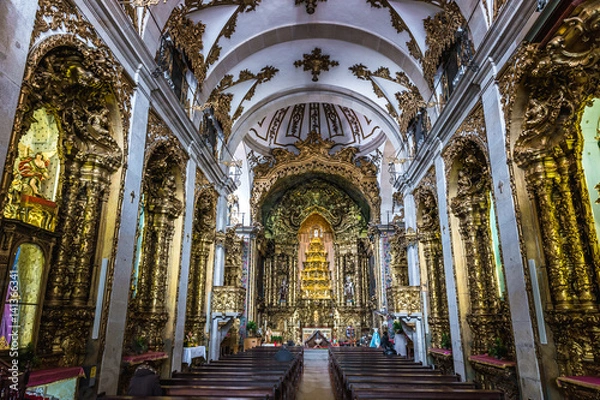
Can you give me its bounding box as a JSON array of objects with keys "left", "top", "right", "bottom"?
[
  {"left": 207, "top": 66, "right": 278, "bottom": 142},
  {"left": 294, "top": 47, "right": 339, "bottom": 82},
  {"left": 349, "top": 64, "right": 424, "bottom": 136},
  {"left": 422, "top": 2, "right": 466, "bottom": 89}
]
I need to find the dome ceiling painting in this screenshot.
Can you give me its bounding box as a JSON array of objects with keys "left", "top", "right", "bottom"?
[{"left": 144, "top": 0, "right": 485, "bottom": 187}]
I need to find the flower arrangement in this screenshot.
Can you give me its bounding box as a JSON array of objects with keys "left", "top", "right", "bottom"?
[
  {"left": 184, "top": 332, "right": 198, "bottom": 347},
  {"left": 393, "top": 320, "right": 403, "bottom": 334}
]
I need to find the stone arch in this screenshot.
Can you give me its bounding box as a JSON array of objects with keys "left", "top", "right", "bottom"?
[
  {"left": 251, "top": 131, "right": 381, "bottom": 225},
  {"left": 443, "top": 133, "right": 514, "bottom": 378},
  {"left": 125, "top": 113, "right": 188, "bottom": 356}
]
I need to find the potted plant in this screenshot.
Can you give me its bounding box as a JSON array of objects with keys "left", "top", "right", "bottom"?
[
  {"left": 488, "top": 337, "right": 508, "bottom": 359},
  {"left": 272, "top": 335, "right": 283, "bottom": 345},
  {"left": 18, "top": 343, "right": 40, "bottom": 371},
  {"left": 392, "top": 320, "right": 403, "bottom": 334},
  {"left": 246, "top": 320, "right": 257, "bottom": 337},
  {"left": 441, "top": 332, "right": 451, "bottom": 350},
  {"left": 132, "top": 335, "right": 148, "bottom": 355}
]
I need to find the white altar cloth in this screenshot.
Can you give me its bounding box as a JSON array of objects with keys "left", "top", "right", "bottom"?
[{"left": 182, "top": 346, "right": 206, "bottom": 365}]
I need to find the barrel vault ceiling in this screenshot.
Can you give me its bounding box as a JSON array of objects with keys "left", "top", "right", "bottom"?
[{"left": 139, "top": 0, "right": 492, "bottom": 209}]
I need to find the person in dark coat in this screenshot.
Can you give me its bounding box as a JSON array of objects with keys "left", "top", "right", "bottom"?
[
  {"left": 128, "top": 362, "right": 163, "bottom": 396},
  {"left": 381, "top": 331, "right": 397, "bottom": 356},
  {"left": 273, "top": 344, "right": 295, "bottom": 362}
]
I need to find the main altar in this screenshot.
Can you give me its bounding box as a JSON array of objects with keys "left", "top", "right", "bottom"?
[{"left": 255, "top": 206, "right": 372, "bottom": 345}]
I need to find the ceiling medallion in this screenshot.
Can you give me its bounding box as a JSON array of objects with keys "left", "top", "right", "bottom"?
[
  {"left": 294, "top": 48, "right": 339, "bottom": 82},
  {"left": 295, "top": 0, "right": 326, "bottom": 14}
]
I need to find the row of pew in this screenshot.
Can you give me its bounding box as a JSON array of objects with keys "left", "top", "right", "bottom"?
[
  {"left": 329, "top": 347, "right": 504, "bottom": 400},
  {"left": 102, "top": 346, "right": 303, "bottom": 400}
]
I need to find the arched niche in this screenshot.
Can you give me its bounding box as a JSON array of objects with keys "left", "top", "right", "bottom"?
[
  {"left": 444, "top": 134, "right": 511, "bottom": 365},
  {"left": 126, "top": 113, "right": 187, "bottom": 360},
  {"left": 0, "top": 35, "right": 127, "bottom": 367},
  {"left": 0, "top": 243, "right": 46, "bottom": 350}
]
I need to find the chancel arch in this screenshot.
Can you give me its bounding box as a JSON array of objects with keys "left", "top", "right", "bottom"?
[{"left": 253, "top": 130, "right": 379, "bottom": 345}]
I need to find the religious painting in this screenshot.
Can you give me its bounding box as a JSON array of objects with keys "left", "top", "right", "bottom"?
[
  {"left": 0, "top": 243, "right": 45, "bottom": 350},
  {"left": 3, "top": 107, "right": 61, "bottom": 231}
]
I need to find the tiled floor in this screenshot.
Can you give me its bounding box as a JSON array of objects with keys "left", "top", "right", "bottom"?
[{"left": 297, "top": 349, "right": 335, "bottom": 400}]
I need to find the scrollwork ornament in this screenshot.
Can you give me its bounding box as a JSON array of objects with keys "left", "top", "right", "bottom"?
[{"left": 422, "top": 2, "right": 466, "bottom": 88}]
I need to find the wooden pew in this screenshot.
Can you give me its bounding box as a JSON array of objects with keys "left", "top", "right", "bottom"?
[
  {"left": 328, "top": 347, "right": 505, "bottom": 400},
  {"left": 351, "top": 387, "right": 504, "bottom": 399},
  {"left": 101, "top": 396, "right": 270, "bottom": 400}
]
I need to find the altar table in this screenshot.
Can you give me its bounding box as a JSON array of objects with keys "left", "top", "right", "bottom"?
[{"left": 182, "top": 346, "right": 206, "bottom": 365}]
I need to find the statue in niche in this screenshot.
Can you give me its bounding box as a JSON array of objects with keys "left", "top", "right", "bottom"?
[
  {"left": 17, "top": 152, "right": 51, "bottom": 198},
  {"left": 344, "top": 275, "right": 355, "bottom": 304},
  {"left": 312, "top": 310, "right": 320, "bottom": 326},
  {"left": 227, "top": 193, "right": 240, "bottom": 226},
  {"left": 279, "top": 277, "right": 288, "bottom": 304}
]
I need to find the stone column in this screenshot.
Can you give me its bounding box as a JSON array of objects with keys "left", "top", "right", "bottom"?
[
  {"left": 98, "top": 91, "right": 149, "bottom": 395},
  {"left": 172, "top": 158, "right": 197, "bottom": 372},
  {"left": 482, "top": 74, "right": 544, "bottom": 399},
  {"left": 208, "top": 193, "right": 232, "bottom": 361},
  {"left": 403, "top": 193, "right": 420, "bottom": 286},
  {"left": 435, "top": 154, "right": 466, "bottom": 380}
]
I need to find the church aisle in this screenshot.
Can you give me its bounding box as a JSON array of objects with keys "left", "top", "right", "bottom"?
[{"left": 297, "top": 349, "right": 335, "bottom": 400}]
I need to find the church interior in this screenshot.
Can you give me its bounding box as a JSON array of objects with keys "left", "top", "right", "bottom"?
[{"left": 0, "top": 0, "right": 599, "bottom": 399}]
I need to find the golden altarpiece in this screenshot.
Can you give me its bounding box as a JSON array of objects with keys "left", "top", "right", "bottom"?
[
  {"left": 0, "top": 5, "right": 129, "bottom": 368},
  {"left": 444, "top": 122, "right": 516, "bottom": 399},
  {"left": 250, "top": 132, "right": 378, "bottom": 344},
  {"left": 497, "top": 3, "right": 600, "bottom": 397}
]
